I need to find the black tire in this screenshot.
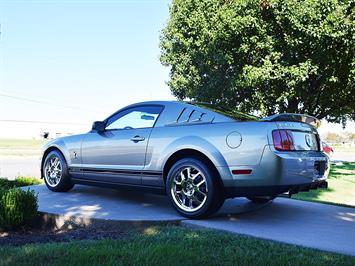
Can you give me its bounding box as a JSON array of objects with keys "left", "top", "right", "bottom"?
[
  {"left": 166, "top": 158, "right": 224, "bottom": 219},
  {"left": 246, "top": 196, "right": 275, "bottom": 203},
  {"left": 42, "top": 150, "right": 74, "bottom": 192}
]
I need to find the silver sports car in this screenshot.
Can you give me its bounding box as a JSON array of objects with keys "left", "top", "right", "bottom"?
[{"left": 41, "top": 101, "right": 329, "bottom": 218}]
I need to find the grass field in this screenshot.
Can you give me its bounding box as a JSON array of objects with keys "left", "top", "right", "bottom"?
[
  {"left": 0, "top": 226, "right": 354, "bottom": 266},
  {"left": 0, "top": 139, "right": 47, "bottom": 157},
  {"left": 0, "top": 139, "right": 46, "bottom": 148},
  {"left": 293, "top": 163, "right": 355, "bottom": 207}
]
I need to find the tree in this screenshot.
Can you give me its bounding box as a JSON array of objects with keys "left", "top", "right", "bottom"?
[{"left": 160, "top": 0, "right": 355, "bottom": 123}]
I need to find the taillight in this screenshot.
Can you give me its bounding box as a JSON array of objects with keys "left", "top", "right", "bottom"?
[{"left": 272, "top": 130, "right": 295, "bottom": 151}]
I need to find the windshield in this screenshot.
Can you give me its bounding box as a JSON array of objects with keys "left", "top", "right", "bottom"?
[{"left": 189, "top": 102, "right": 259, "bottom": 121}]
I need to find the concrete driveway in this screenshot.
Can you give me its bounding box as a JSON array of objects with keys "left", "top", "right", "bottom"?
[
  {"left": 27, "top": 184, "right": 355, "bottom": 256},
  {"left": 184, "top": 198, "right": 355, "bottom": 257}
]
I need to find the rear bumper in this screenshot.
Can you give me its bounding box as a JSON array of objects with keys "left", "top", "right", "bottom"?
[
  {"left": 224, "top": 180, "right": 328, "bottom": 198},
  {"left": 220, "top": 145, "right": 330, "bottom": 198}
]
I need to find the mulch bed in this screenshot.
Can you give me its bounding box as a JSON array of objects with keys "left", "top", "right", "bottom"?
[
  {"left": 0, "top": 223, "right": 131, "bottom": 246},
  {"left": 0, "top": 213, "right": 180, "bottom": 247}
]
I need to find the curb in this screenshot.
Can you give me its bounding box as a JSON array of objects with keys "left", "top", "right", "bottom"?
[{"left": 33, "top": 211, "right": 182, "bottom": 231}]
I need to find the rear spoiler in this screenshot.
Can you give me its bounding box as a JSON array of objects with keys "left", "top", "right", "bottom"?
[{"left": 261, "top": 113, "right": 321, "bottom": 128}]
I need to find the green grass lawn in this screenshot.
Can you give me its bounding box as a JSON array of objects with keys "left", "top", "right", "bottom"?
[
  {"left": 0, "top": 226, "right": 354, "bottom": 266},
  {"left": 293, "top": 163, "right": 355, "bottom": 207}
]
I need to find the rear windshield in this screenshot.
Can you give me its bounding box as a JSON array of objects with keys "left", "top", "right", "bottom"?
[{"left": 190, "top": 102, "right": 259, "bottom": 121}]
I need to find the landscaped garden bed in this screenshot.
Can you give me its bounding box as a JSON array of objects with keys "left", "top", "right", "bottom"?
[{"left": 0, "top": 220, "right": 133, "bottom": 247}]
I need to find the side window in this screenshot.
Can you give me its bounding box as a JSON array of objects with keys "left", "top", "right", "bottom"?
[{"left": 105, "top": 106, "right": 163, "bottom": 130}]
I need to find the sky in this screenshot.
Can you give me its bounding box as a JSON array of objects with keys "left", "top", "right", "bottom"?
[
  {"left": 0, "top": 0, "right": 353, "bottom": 139},
  {"left": 0, "top": 0, "right": 174, "bottom": 138}
]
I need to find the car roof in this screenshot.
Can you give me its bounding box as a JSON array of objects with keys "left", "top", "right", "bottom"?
[{"left": 123, "top": 100, "right": 190, "bottom": 108}]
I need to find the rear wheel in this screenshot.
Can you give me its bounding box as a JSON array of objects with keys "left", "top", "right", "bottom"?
[
  {"left": 43, "top": 150, "right": 74, "bottom": 192},
  {"left": 246, "top": 196, "right": 275, "bottom": 203},
  {"left": 166, "top": 158, "right": 224, "bottom": 219}
]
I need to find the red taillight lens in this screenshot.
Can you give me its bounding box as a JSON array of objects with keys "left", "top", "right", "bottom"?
[{"left": 272, "top": 130, "right": 295, "bottom": 151}]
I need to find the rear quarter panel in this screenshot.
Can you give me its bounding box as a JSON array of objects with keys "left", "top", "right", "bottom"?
[{"left": 145, "top": 121, "right": 277, "bottom": 172}]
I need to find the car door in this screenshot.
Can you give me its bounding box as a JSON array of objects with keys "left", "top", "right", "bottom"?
[{"left": 80, "top": 105, "right": 163, "bottom": 184}]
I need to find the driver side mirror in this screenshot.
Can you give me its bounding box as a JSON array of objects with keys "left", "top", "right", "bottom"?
[{"left": 92, "top": 121, "right": 106, "bottom": 132}]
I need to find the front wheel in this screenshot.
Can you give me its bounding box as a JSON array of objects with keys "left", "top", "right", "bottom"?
[
  {"left": 43, "top": 150, "right": 74, "bottom": 192},
  {"left": 166, "top": 158, "right": 224, "bottom": 219}
]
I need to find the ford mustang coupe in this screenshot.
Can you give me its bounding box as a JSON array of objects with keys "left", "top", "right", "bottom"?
[{"left": 41, "top": 101, "right": 329, "bottom": 218}]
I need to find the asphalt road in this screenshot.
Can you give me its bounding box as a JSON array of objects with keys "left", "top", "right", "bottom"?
[
  {"left": 331, "top": 151, "right": 355, "bottom": 163},
  {"left": 0, "top": 156, "right": 41, "bottom": 179},
  {"left": 27, "top": 184, "right": 355, "bottom": 256}
]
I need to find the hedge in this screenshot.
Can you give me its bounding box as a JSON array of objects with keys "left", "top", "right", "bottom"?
[{"left": 0, "top": 188, "right": 38, "bottom": 230}]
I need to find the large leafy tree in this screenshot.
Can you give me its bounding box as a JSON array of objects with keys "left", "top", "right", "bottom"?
[{"left": 160, "top": 0, "right": 355, "bottom": 123}]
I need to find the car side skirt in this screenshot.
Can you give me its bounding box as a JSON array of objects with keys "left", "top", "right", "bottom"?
[
  {"left": 68, "top": 167, "right": 164, "bottom": 187},
  {"left": 71, "top": 177, "right": 166, "bottom": 195}
]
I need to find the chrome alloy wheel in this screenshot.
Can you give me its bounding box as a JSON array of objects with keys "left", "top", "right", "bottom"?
[
  {"left": 170, "top": 166, "right": 208, "bottom": 212},
  {"left": 44, "top": 156, "right": 62, "bottom": 187}
]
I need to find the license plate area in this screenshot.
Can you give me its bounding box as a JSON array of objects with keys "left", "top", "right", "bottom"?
[{"left": 292, "top": 131, "right": 319, "bottom": 151}]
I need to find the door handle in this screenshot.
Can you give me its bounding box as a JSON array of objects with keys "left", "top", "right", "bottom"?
[{"left": 130, "top": 135, "right": 145, "bottom": 142}]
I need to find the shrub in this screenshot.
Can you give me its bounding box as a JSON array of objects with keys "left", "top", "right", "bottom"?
[
  {"left": 0, "top": 188, "right": 38, "bottom": 230},
  {"left": 0, "top": 177, "right": 42, "bottom": 189},
  {"left": 14, "top": 177, "right": 42, "bottom": 187},
  {"left": 0, "top": 179, "right": 11, "bottom": 189}
]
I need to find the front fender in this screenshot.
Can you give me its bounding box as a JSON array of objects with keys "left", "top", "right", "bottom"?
[{"left": 41, "top": 139, "right": 71, "bottom": 178}]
